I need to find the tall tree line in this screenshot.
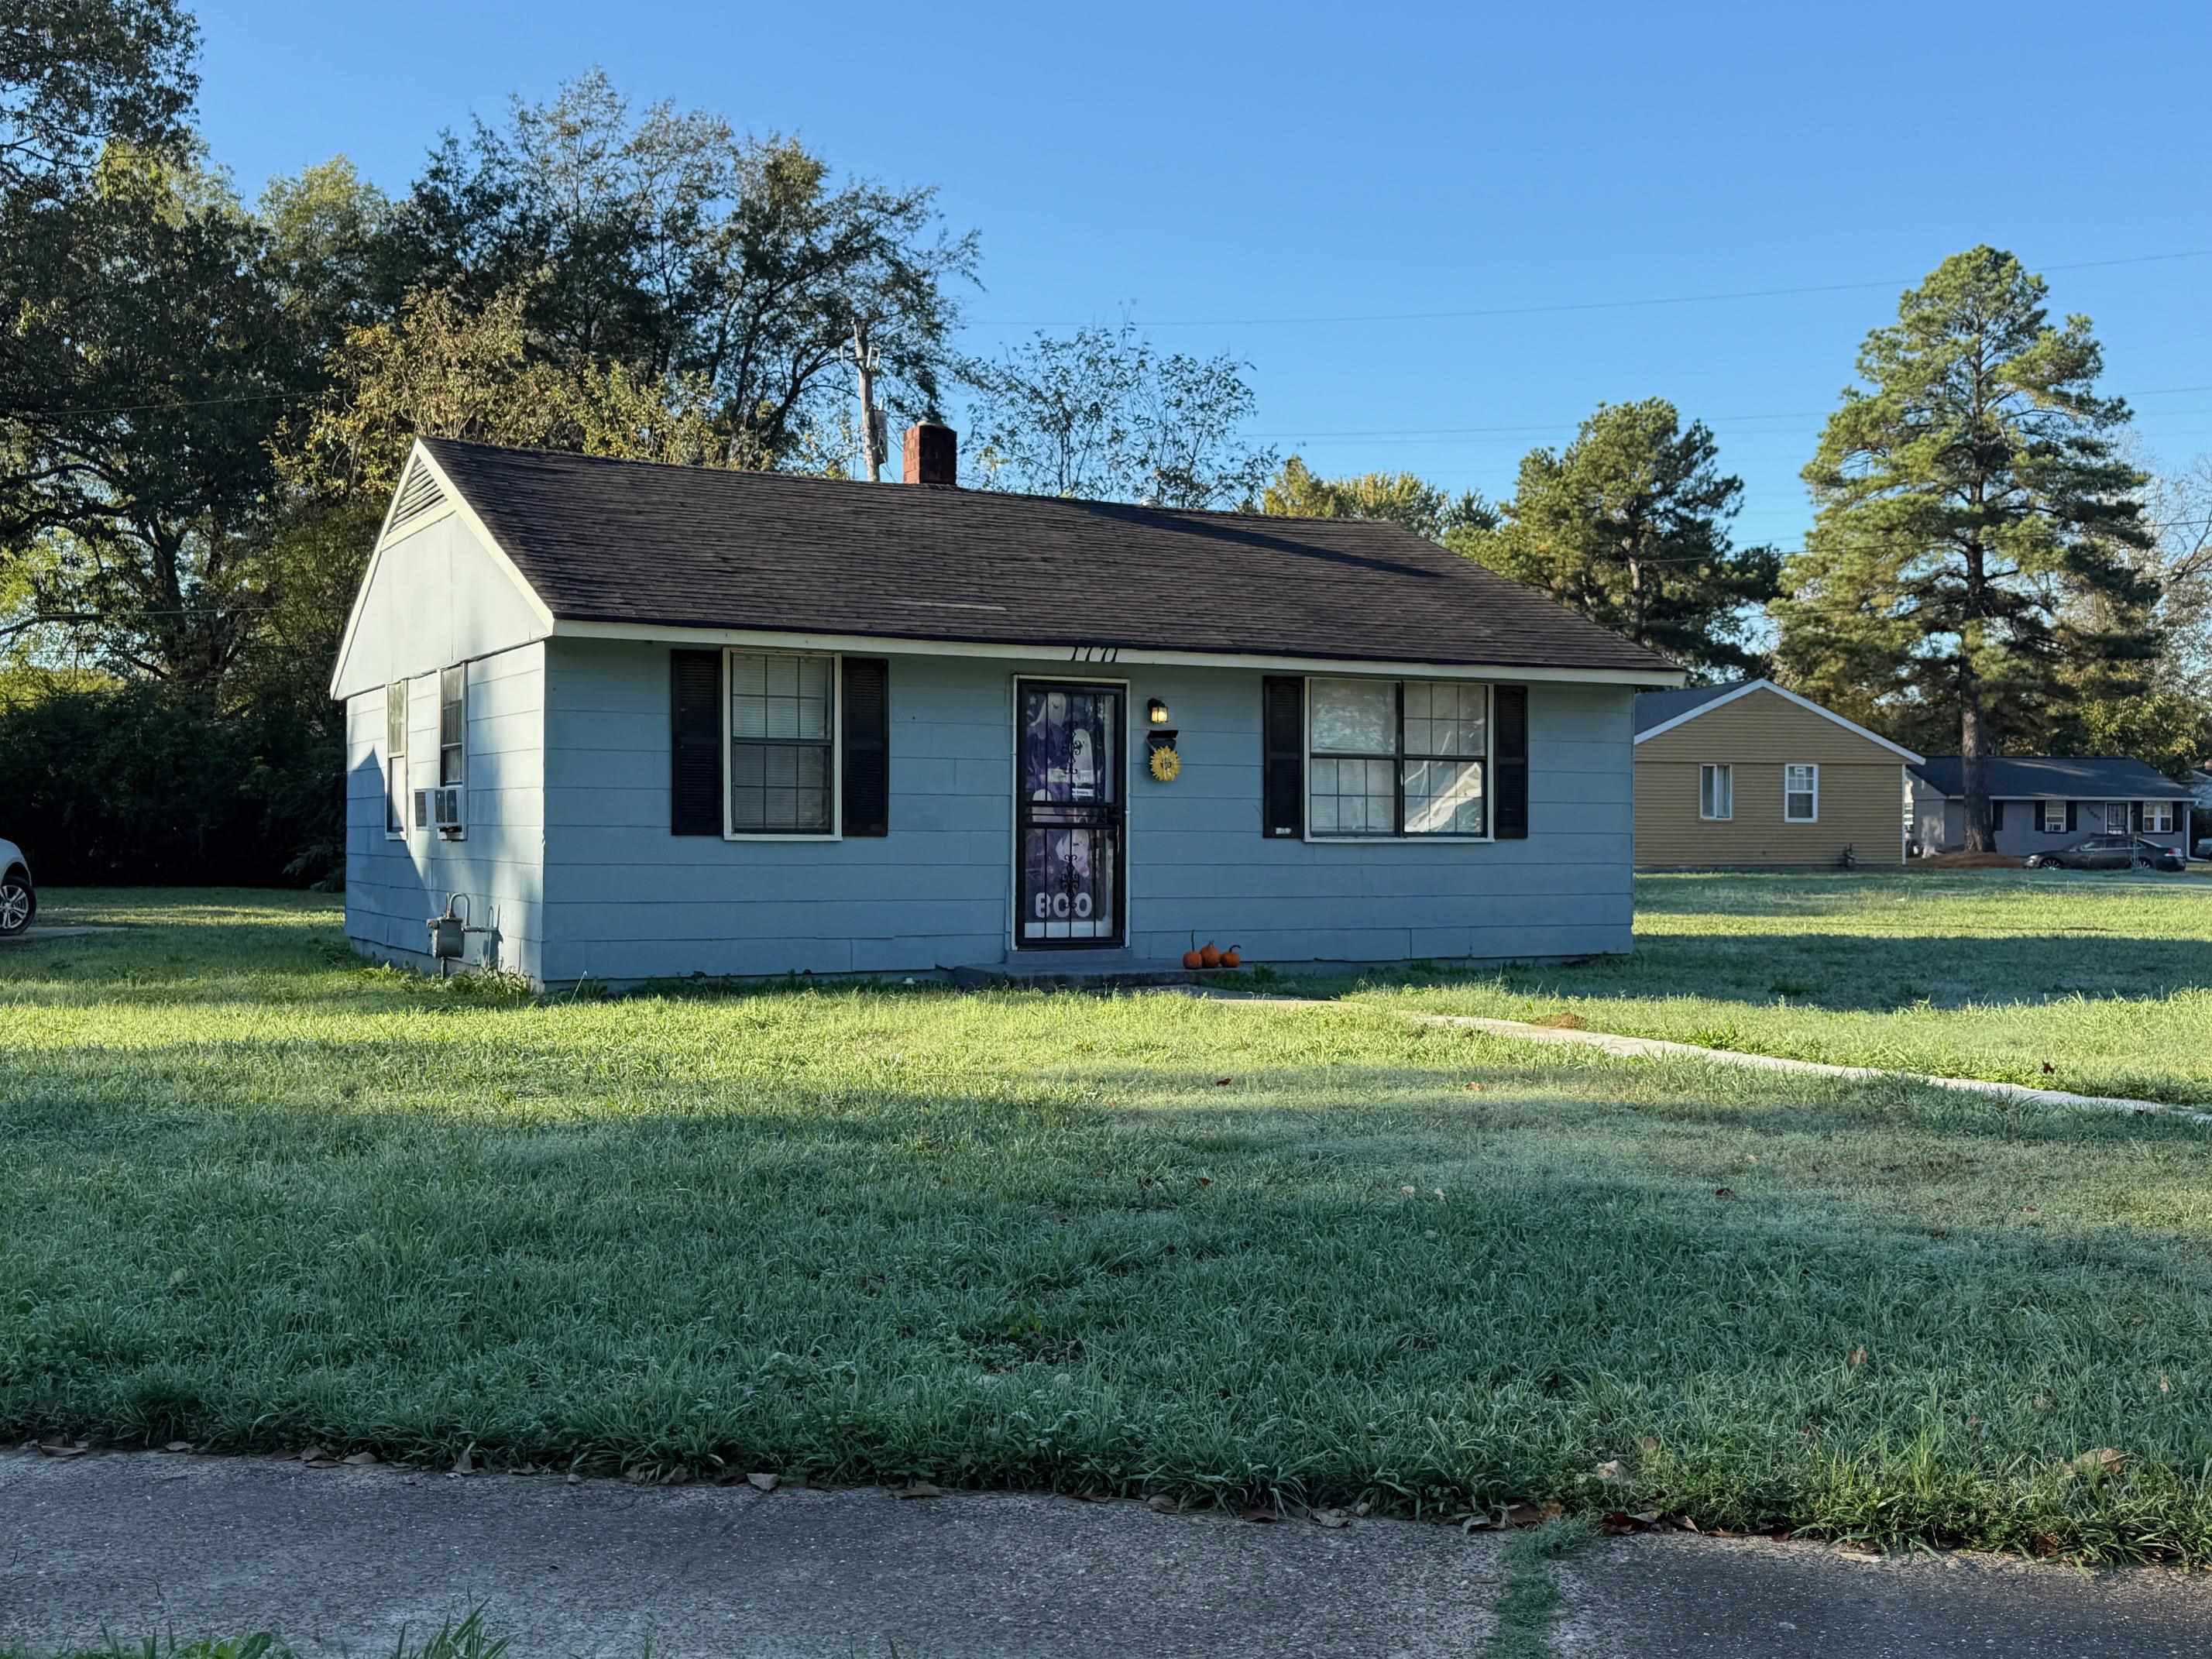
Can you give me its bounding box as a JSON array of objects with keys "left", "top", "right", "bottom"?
[{"left": 0, "top": 4, "right": 988, "bottom": 880}]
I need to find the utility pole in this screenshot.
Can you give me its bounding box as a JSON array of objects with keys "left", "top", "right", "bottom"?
[{"left": 849, "top": 320, "right": 887, "bottom": 483}]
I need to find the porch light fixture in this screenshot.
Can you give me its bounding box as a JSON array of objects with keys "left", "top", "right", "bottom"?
[{"left": 1147, "top": 698, "right": 1170, "bottom": 725}]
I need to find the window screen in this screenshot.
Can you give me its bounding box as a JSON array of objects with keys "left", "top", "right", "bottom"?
[
  {"left": 729, "top": 651, "right": 834, "bottom": 833},
  {"left": 438, "top": 666, "right": 465, "bottom": 787}
]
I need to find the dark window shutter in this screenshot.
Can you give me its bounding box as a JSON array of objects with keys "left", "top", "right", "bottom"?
[
  {"left": 841, "top": 658, "right": 890, "bottom": 836},
  {"left": 2132, "top": 801, "right": 2145, "bottom": 832},
  {"left": 1493, "top": 685, "right": 1530, "bottom": 840},
  {"left": 2066, "top": 802, "right": 2077, "bottom": 833},
  {"left": 670, "top": 649, "right": 722, "bottom": 835},
  {"left": 1261, "top": 676, "right": 1304, "bottom": 837},
  {"left": 1993, "top": 799, "right": 2006, "bottom": 831}
]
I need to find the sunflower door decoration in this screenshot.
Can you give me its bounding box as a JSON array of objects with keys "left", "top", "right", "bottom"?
[{"left": 1145, "top": 697, "right": 1180, "bottom": 782}]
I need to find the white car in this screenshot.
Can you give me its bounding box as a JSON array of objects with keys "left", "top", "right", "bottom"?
[{"left": 0, "top": 838, "right": 33, "bottom": 936}]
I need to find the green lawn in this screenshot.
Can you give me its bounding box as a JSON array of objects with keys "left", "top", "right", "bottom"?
[
  {"left": 7, "top": 887, "right": 2212, "bottom": 1563},
  {"left": 1322, "top": 870, "right": 2212, "bottom": 1107}
]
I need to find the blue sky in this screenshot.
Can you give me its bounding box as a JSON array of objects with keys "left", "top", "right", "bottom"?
[{"left": 193, "top": 0, "right": 2209, "bottom": 547}]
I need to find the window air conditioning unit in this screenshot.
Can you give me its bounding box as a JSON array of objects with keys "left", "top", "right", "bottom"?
[{"left": 431, "top": 786, "right": 466, "bottom": 840}]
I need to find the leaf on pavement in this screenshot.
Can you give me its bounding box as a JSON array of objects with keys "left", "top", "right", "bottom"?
[
  {"left": 896, "top": 1482, "right": 946, "bottom": 1499},
  {"left": 1145, "top": 1495, "right": 1179, "bottom": 1513},
  {"left": 342, "top": 1451, "right": 380, "bottom": 1466},
  {"left": 747, "top": 1472, "right": 779, "bottom": 1492}
]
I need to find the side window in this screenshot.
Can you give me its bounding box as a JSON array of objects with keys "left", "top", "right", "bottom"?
[
  {"left": 1699, "top": 763, "right": 1733, "bottom": 820},
  {"left": 2041, "top": 799, "right": 2064, "bottom": 834},
  {"left": 1784, "top": 763, "right": 1819, "bottom": 823},
  {"left": 439, "top": 666, "right": 466, "bottom": 787},
  {"left": 384, "top": 681, "right": 408, "bottom": 836}
]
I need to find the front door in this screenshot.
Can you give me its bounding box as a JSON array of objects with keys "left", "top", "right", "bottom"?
[{"left": 1015, "top": 681, "right": 1125, "bottom": 949}]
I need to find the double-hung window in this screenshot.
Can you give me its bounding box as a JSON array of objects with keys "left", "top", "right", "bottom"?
[
  {"left": 728, "top": 649, "right": 836, "bottom": 836},
  {"left": 1699, "top": 763, "right": 1733, "bottom": 821},
  {"left": 1307, "top": 678, "right": 1489, "bottom": 838},
  {"left": 2145, "top": 802, "right": 2176, "bottom": 835},
  {"left": 2042, "top": 799, "right": 2066, "bottom": 834},
  {"left": 384, "top": 681, "right": 408, "bottom": 836},
  {"left": 1784, "top": 763, "right": 1819, "bottom": 823},
  {"left": 438, "top": 666, "right": 465, "bottom": 787}
]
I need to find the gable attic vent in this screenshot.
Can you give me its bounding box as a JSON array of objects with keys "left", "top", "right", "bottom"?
[{"left": 383, "top": 456, "right": 450, "bottom": 542}]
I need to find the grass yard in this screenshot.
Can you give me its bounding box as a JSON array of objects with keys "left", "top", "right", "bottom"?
[
  {"left": 1323, "top": 870, "right": 2212, "bottom": 1107},
  {"left": 7, "top": 887, "right": 2212, "bottom": 1562}
]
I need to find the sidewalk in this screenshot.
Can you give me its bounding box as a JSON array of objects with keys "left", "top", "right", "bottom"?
[{"left": 8, "top": 1451, "right": 2212, "bottom": 1657}]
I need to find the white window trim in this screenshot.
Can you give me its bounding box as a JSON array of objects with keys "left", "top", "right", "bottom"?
[
  {"left": 1784, "top": 762, "right": 1819, "bottom": 823},
  {"left": 2144, "top": 800, "right": 2176, "bottom": 835},
  {"left": 1699, "top": 762, "right": 1733, "bottom": 822},
  {"left": 1301, "top": 675, "right": 1496, "bottom": 844},
  {"left": 722, "top": 646, "right": 843, "bottom": 842},
  {"left": 384, "top": 680, "right": 408, "bottom": 840},
  {"left": 2042, "top": 799, "right": 2066, "bottom": 834}
]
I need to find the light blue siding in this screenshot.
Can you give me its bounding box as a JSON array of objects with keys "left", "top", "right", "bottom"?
[
  {"left": 534, "top": 637, "right": 1634, "bottom": 984},
  {"left": 344, "top": 642, "right": 546, "bottom": 979}
]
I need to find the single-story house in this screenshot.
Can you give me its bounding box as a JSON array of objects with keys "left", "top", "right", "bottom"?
[
  {"left": 1906, "top": 756, "right": 2194, "bottom": 857},
  {"left": 328, "top": 426, "right": 1680, "bottom": 987},
  {"left": 1630, "top": 679, "right": 1922, "bottom": 869}
]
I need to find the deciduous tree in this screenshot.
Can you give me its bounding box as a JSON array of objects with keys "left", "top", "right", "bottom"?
[
  {"left": 959, "top": 325, "right": 1276, "bottom": 507},
  {"left": 1259, "top": 455, "right": 1496, "bottom": 541}
]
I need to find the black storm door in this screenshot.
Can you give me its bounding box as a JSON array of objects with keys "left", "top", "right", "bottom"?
[{"left": 1015, "top": 682, "right": 1125, "bottom": 949}]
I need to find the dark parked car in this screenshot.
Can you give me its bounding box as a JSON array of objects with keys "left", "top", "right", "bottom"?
[{"left": 2026, "top": 834, "right": 2184, "bottom": 872}]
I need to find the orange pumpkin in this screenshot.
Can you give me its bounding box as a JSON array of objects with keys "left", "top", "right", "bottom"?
[
  {"left": 1198, "top": 942, "right": 1222, "bottom": 970},
  {"left": 1221, "top": 947, "right": 1242, "bottom": 968},
  {"left": 1182, "top": 949, "right": 1204, "bottom": 970}
]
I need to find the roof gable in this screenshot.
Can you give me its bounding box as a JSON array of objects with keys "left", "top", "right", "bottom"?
[
  {"left": 329, "top": 444, "right": 554, "bottom": 699},
  {"left": 413, "top": 439, "right": 1676, "bottom": 676},
  {"left": 1633, "top": 679, "right": 1922, "bottom": 761}
]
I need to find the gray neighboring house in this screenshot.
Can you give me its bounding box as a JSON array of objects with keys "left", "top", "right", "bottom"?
[
  {"left": 1906, "top": 756, "right": 2194, "bottom": 858},
  {"left": 328, "top": 428, "right": 1680, "bottom": 988}
]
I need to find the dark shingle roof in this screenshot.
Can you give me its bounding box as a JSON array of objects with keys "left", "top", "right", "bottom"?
[
  {"left": 1633, "top": 682, "right": 1750, "bottom": 734},
  {"left": 421, "top": 439, "right": 1674, "bottom": 673},
  {"left": 1908, "top": 756, "right": 2193, "bottom": 800}
]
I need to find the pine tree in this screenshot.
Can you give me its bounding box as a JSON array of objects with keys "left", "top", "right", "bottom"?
[
  {"left": 1773, "top": 247, "right": 2156, "bottom": 850},
  {"left": 1455, "top": 399, "right": 1779, "bottom": 677}
]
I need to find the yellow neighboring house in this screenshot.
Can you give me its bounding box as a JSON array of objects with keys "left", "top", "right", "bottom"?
[{"left": 1632, "top": 680, "right": 1922, "bottom": 870}]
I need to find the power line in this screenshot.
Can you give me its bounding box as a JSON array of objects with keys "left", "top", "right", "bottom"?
[
  {"left": 962, "top": 249, "right": 2212, "bottom": 331},
  {"left": 1241, "top": 388, "right": 2212, "bottom": 443}
]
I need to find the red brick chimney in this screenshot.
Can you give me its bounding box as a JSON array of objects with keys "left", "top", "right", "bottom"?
[{"left": 902, "top": 421, "right": 957, "bottom": 487}]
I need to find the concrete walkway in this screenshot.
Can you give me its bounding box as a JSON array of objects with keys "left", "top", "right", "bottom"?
[
  {"left": 1202, "top": 993, "right": 2212, "bottom": 1124},
  {"left": 8, "top": 1452, "right": 2212, "bottom": 1657}
]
